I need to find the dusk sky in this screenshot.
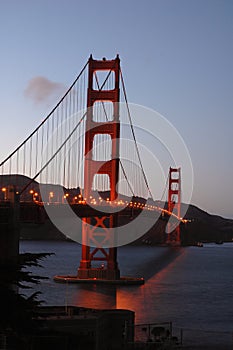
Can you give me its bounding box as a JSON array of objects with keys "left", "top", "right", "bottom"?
[{"left": 0, "top": 0, "right": 232, "bottom": 218}]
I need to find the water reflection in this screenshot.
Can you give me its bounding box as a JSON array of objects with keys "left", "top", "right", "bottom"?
[
  {"left": 71, "top": 284, "right": 117, "bottom": 309},
  {"left": 65, "top": 247, "right": 187, "bottom": 323},
  {"left": 116, "top": 248, "right": 186, "bottom": 323}
]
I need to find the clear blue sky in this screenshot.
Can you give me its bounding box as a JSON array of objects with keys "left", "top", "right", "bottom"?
[{"left": 0, "top": 0, "right": 232, "bottom": 218}]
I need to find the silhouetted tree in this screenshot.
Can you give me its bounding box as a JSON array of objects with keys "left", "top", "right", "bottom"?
[{"left": 0, "top": 253, "right": 52, "bottom": 346}]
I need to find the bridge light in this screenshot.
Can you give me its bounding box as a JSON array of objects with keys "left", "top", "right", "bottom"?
[
  {"left": 49, "top": 191, "right": 54, "bottom": 203},
  {"left": 2, "top": 187, "right": 7, "bottom": 200},
  {"left": 33, "top": 192, "right": 39, "bottom": 202},
  {"left": 29, "top": 189, "right": 34, "bottom": 202}
]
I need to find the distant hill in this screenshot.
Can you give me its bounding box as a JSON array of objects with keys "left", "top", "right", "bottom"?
[{"left": 181, "top": 204, "right": 233, "bottom": 245}]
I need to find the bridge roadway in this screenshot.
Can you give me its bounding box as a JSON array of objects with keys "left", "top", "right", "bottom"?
[
  {"left": 19, "top": 201, "right": 168, "bottom": 222},
  {"left": 0, "top": 200, "right": 180, "bottom": 225}
]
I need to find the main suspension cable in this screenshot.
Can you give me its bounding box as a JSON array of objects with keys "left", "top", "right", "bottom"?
[{"left": 120, "top": 68, "right": 154, "bottom": 200}]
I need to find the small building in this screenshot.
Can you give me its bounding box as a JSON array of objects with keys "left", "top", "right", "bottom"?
[{"left": 31, "top": 305, "right": 134, "bottom": 350}]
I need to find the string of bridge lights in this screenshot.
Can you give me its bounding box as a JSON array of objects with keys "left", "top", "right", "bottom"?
[{"left": 0, "top": 186, "right": 189, "bottom": 223}]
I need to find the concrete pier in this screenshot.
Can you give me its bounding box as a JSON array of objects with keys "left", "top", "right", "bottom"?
[{"left": 54, "top": 274, "right": 144, "bottom": 285}]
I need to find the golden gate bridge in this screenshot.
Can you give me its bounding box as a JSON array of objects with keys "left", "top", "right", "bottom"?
[{"left": 0, "top": 55, "right": 185, "bottom": 283}]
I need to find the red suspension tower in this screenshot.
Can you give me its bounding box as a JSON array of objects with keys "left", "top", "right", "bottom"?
[
  {"left": 166, "top": 167, "right": 181, "bottom": 245},
  {"left": 78, "top": 55, "right": 120, "bottom": 280}
]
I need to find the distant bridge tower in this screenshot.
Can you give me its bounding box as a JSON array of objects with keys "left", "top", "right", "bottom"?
[
  {"left": 166, "top": 167, "right": 181, "bottom": 245},
  {"left": 78, "top": 55, "right": 120, "bottom": 280}
]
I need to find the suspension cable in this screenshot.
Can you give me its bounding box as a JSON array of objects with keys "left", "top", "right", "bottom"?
[
  {"left": 160, "top": 171, "right": 169, "bottom": 202},
  {"left": 120, "top": 68, "right": 154, "bottom": 200},
  {"left": 0, "top": 59, "right": 89, "bottom": 168},
  {"left": 19, "top": 111, "right": 87, "bottom": 195}
]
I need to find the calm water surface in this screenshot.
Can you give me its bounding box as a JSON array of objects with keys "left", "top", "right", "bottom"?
[{"left": 20, "top": 241, "right": 233, "bottom": 347}]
